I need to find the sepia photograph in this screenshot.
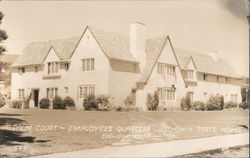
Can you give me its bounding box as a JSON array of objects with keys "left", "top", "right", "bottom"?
[{"left": 0, "top": 0, "right": 249, "bottom": 157}]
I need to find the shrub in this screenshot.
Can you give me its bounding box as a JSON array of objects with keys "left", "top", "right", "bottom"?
[
  {"left": 115, "top": 105, "right": 123, "bottom": 112},
  {"left": 241, "top": 88, "right": 247, "bottom": 102},
  {"left": 239, "top": 102, "right": 248, "bottom": 110},
  {"left": 157, "top": 105, "right": 167, "bottom": 111},
  {"left": 224, "top": 101, "right": 237, "bottom": 109},
  {"left": 180, "top": 95, "right": 191, "bottom": 111},
  {"left": 192, "top": 101, "right": 206, "bottom": 111},
  {"left": 206, "top": 95, "right": 224, "bottom": 111},
  {"left": 96, "top": 95, "right": 110, "bottom": 111},
  {"left": 83, "top": 95, "right": 98, "bottom": 110},
  {"left": 23, "top": 96, "right": 30, "bottom": 109},
  {"left": 62, "top": 96, "right": 75, "bottom": 110},
  {"left": 0, "top": 97, "right": 5, "bottom": 108},
  {"left": 120, "top": 93, "right": 140, "bottom": 111},
  {"left": 52, "top": 96, "right": 64, "bottom": 109},
  {"left": 39, "top": 98, "right": 50, "bottom": 109},
  {"left": 146, "top": 91, "right": 159, "bottom": 111},
  {"left": 114, "top": 105, "right": 142, "bottom": 112},
  {"left": 12, "top": 100, "right": 22, "bottom": 109},
  {"left": 124, "top": 93, "right": 135, "bottom": 107}
]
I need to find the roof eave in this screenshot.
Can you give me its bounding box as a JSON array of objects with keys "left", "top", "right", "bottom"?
[
  {"left": 196, "top": 71, "right": 242, "bottom": 79},
  {"left": 110, "top": 58, "right": 139, "bottom": 64},
  {"left": 11, "top": 63, "right": 42, "bottom": 68}
]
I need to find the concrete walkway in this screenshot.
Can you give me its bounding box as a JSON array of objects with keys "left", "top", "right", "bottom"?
[{"left": 32, "top": 133, "right": 249, "bottom": 158}]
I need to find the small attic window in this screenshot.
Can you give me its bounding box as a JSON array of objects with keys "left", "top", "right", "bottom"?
[
  {"left": 65, "top": 63, "right": 69, "bottom": 71},
  {"left": 18, "top": 67, "right": 25, "bottom": 74},
  {"left": 203, "top": 74, "right": 208, "bottom": 81}
]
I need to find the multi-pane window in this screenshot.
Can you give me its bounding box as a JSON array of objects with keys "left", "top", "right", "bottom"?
[
  {"left": 82, "top": 58, "right": 95, "bottom": 71},
  {"left": 157, "top": 63, "right": 165, "bottom": 74},
  {"left": 167, "top": 67, "right": 175, "bottom": 76},
  {"left": 18, "top": 89, "right": 25, "bottom": 100},
  {"left": 47, "top": 88, "right": 58, "bottom": 99},
  {"left": 157, "top": 63, "right": 175, "bottom": 76},
  {"left": 159, "top": 88, "right": 175, "bottom": 101},
  {"left": 186, "top": 70, "right": 194, "bottom": 81},
  {"left": 48, "top": 62, "right": 59, "bottom": 74},
  {"left": 79, "top": 85, "right": 95, "bottom": 98}
]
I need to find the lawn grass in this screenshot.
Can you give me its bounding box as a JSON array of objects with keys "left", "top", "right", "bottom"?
[{"left": 0, "top": 108, "right": 249, "bottom": 157}]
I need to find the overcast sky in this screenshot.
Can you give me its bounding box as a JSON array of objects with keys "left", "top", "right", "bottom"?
[{"left": 0, "top": 0, "right": 249, "bottom": 76}]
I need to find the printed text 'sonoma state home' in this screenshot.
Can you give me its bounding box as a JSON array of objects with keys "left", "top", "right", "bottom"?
[{"left": 11, "top": 22, "right": 243, "bottom": 110}]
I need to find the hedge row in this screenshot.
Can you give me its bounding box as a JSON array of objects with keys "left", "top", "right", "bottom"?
[
  {"left": 9, "top": 93, "right": 249, "bottom": 111},
  {"left": 181, "top": 95, "right": 248, "bottom": 111},
  {"left": 39, "top": 96, "right": 76, "bottom": 109}
]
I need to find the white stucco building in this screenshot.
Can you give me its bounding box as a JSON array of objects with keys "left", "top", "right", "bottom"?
[{"left": 11, "top": 22, "right": 243, "bottom": 109}]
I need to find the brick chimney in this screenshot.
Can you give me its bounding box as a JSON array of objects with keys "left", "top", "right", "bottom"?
[{"left": 130, "top": 22, "right": 146, "bottom": 71}]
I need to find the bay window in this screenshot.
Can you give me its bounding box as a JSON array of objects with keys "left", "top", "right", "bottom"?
[{"left": 159, "top": 88, "right": 175, "bottom": 101}]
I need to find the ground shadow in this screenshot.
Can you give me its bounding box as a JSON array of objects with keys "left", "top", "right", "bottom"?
[
  {"left": 0, "top": 113, "right": 26, "bottom": 117},
  {"left": 0, "top": 129, "right": 35, "bottom": 145},
  {"left": 0, "top": 113, "right": 49, "bottom": 146},
  {"left": 0, "top": 117, "right": 27, "bottom": 126}
]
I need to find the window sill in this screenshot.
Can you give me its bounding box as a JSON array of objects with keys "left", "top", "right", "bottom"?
[
  {"left": 186, "top": 80, "right": 197, "bottom": 86},
  {"left": 82, "top": 70, "right": 95, "bottom": 72},
  {"left": 43, "top": 74, "right": 61, "bottom": 79},
  {"left": 186, "top": 80, "right": 197, "bottom": 82}
]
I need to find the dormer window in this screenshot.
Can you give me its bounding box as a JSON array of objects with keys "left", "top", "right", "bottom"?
[
  {"left": 18, "top": 67, "right": 25, "bottom": 74},
  {"left": 48, "top": 62, "right": 59, "bottom": 74},
  {"left": 203, "top": 74, "right": 208, "bottom": 81},
  {"left": 157, "top": 63, "right": 175, "bottom": 76},
  {"left": 35, "top": 66, "right": 38, "bottom": 72},
  {"left": 186, "top": 70, "right": 193, "bottom": 81},
  {"left": 65, "top": 63, "right": 69, "bottom": 71}
]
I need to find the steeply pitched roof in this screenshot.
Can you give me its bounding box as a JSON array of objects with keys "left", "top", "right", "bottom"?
[
  {"left": 12, "top": 36, "right": 81, "bottom": 67},
  {"left": 177, "top": 55, "right": 191, "bottom": 69},
  {"left": 12, "top": 26, "right": 240, "bottom": 80},
  {"left": 138, "top": 36, "right": 167, "bottom": 83},
  {"left": 175, "top": 49, "right": 240, "bottom": 78},
  {"left": 12, "top": 26, "right": 137, "bottom": 67},
  {"left": 138, "top": 37, "right": 240, "bottom": 84},
  {"left": 0, "top": 54, "right": 18, "bottom": 64},
  {"left": 88, "top": 26, "right": 137, "bottom": 62},
  {"left": 49, "top": 36, "right": 81, "bottom": 60}
]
